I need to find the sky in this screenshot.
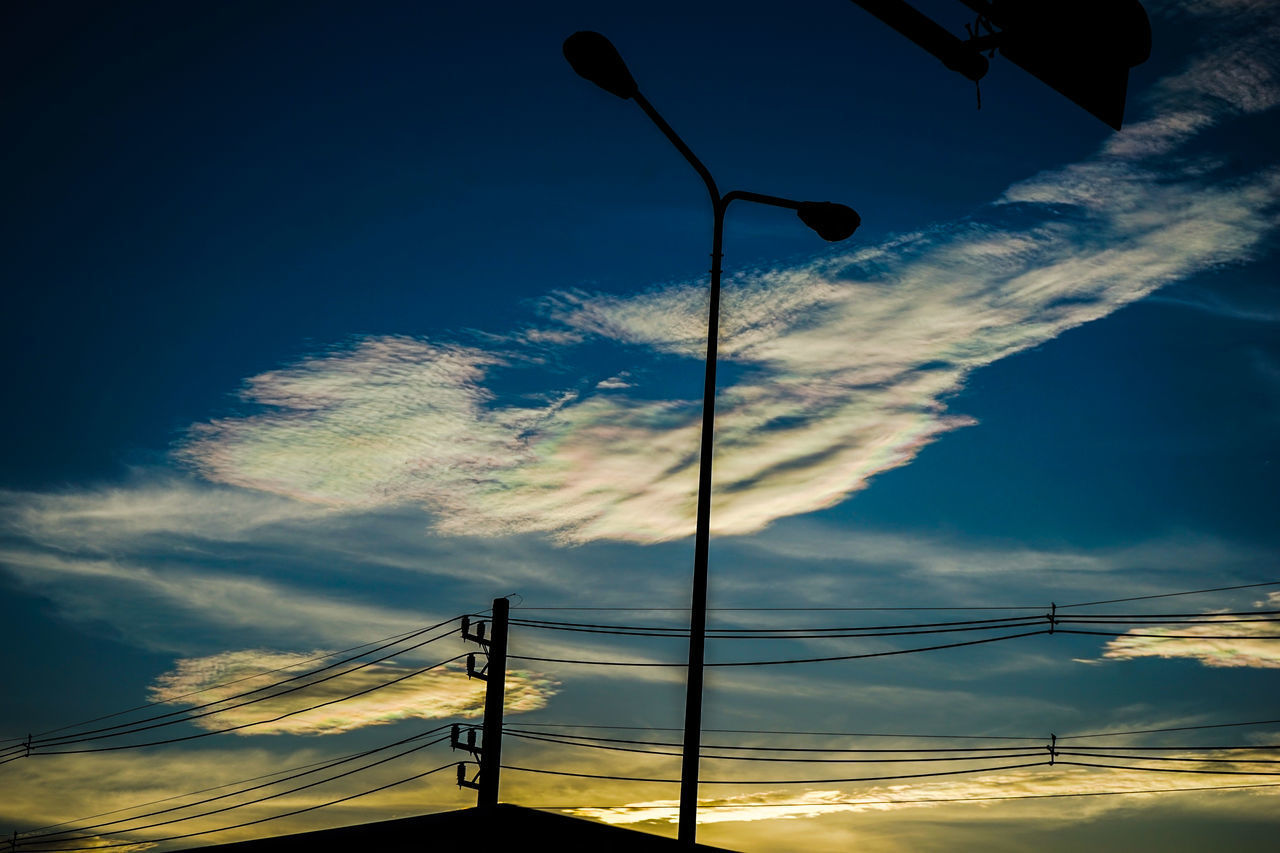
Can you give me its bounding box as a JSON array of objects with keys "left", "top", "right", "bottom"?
[{"left": 2, "top": 0, "right": 1279, "bottom": 850}]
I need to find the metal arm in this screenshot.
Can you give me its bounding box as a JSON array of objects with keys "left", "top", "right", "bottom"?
[
  {"left": 849, "top": 0, "right": 989, "bottom": 80},
  {"left": 633, "top": 91, "right": 721, "bottom": 207}
]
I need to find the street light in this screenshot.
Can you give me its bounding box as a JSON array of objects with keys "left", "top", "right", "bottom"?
[{"left": 564, "top": 30, "right": 860, "bottom": 847}]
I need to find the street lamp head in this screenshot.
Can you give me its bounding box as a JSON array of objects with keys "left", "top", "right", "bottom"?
[
  {"left": 797, "top": 201, "right": 861, "bottom": 242},
  {"left": 563, "top": 31, "right": 639, "bottom": 100}
]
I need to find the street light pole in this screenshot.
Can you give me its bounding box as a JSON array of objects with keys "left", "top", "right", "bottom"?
[{"left": 562, "top": 32, "right": 860, "bottom": 847}]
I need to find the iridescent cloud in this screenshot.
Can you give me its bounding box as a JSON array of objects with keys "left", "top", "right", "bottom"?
[
  {"left": 1101, "top": 592, "right": 1280, "bottom": 669},
  {"left": 176, "top": 9, "right": 1280, "bottom": 546},
  {"left": 148, "top": 649, "right": 557, "bottom": 734}
]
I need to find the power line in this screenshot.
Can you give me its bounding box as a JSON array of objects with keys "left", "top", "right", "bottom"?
[
  {"left": 508, "top": 628, "right": 1050, "bottom": 668},
  {"left": 19, "top": 726, "right": 454, "bottom": 842},
  {"left": 508, "top": 611, "right": 1280, "bottom": 635},
  {"left": 1057, "top": 760, "right": 1280, "bottom": 776},
  {"left": 503, "top": 730, "right": 1046, "bottom": 763},
  {"left": 501, "top": 760, "right": 1051, "bottom": 784},
  {"left": 1056, "top": 752, "right": 1280, "bottom": 764},
  {"left": 511, "top": 620, "right": 1054, "bottom": 641},
  {"left": 14, "top": 734, "right": 444, "bottom": 837},
  {"left": 508, "top": 580, "right": 1280, "bottom": 614},
  {"left": 513, "top": 605, "right": 1048, "bottom": 612},
  {"left": 5, "top": 616, "right": 464, "bottom": 748},
  {"left": 2, "top": 653, "right": 468, "bottom": 762},
  {"left": 504, "top": 729, "right": 1043, "bottom": 754},
  {"left": 510, "top": 723, "right": 1048, "bottom": 740},
  {"left": 508, "top": 619, "right": 1280, "bottom": 642},
  {"left": 1055, "top": 629, "right": 1280, "bottom": 639},
  {"left": 1061, "top": 611, "right": 1280, "bottom": 620},
  {"left": 1064, "top": 745, "right": 1280, "bottom": 751},
  {"left": 1059, "top": 719, "right": 1280, "bottom": 740},
  {"left": 23, "top": 761, "right": 459, "bottom": 852},
  {"left": 2, "top": 618, "right": 464, "bottom": 759},
  {"left": 1058, "top": 581, "right": 1280, "bottom": 609},
  {"left": 505, "top": 728, "right": 1280, "bottom": 759},
  {"left": 508, "top": 612, "right": 1047, "bottom": 634},
  {"left": 21, "top": 735, "right": 452, "bottom": 847},
  {"left": 524, "top": 781, "right": 1280, "bottom": 810}
]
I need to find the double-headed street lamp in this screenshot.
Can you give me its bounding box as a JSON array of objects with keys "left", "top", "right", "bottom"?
[{"left": 563, "top": 31, "right": 861, "bottom": 847}]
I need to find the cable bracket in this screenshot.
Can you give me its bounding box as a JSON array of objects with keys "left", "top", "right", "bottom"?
[
  {"left": 461, "top": 616, "right": 490, "bottom": 647},
  {"left": 466, "top": 653, "right": 489, "bottom": 681},
  {"left": 456, "top": 762, "right": 482, "bottom": 791},
  {"left": 1048, "top": 732, "right": 1058, "bottom": 765},
  {"left": 450, "top": 723, "right": 483, "bottom": 758},
  {"left": 964, "top": 14, "right": 1001, "bottom": 56}
]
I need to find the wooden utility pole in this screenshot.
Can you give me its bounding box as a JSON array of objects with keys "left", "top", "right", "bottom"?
[{"left": 457, "top": 598, "right": 509, "bottom": 808}]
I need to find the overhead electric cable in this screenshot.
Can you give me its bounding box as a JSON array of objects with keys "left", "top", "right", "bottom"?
[
  {"left": 2, "top": 617, "right": 464, "bottom": 759},
  {"left": 510, "top": 580, "right": 1280, "bottom": 614},
  {"left": 4, "top": 626, "right": 462, "bottom": 759},
  {"left": 509, "top": 612, "right": 1046, "bottom": 633},
  {"left": 2, "top": 653, "right": 467, "bottom": 762},
  {"left": 20, "top": 726, "right": 453, "bottom": 842},
  {"left": 503, "top": 729, "right": 1044, "bottom": 753},
  {"left": 524, "top": 781, "right": 1280, "bottom": 809},
  {"left": 1057, "top": 580, "right": 1280, "bottom": 609},
  {"left": 1057, "top": 617, "right": 1280, "bottom": 625},
  {"left": 508, "top": 620, "right": 1051, "bottom": 641},
  {"left": 1057, "top": 760, "right": 1280, "bottom": 776},
  {"left": 23, "top": 761, "right": 459, "bottom": 852},
  {"left": 1055, "top": 752, "right": 1280, "bottom": 764},
  {"left": 20, "top": 734, "right": 452, "bottom": 847},
  {"left": 501, "top": 760, "right": 1050, "bottom": 784},
  {"left": 1059, "top": 719, "right": 1280, "bottom": 739},
  {"left": 1064, "top": 744, "right": 1280, "bottom": 751},
  {"left": 502, "top": 731, "right": 1044, "bottom": 763},
  {"left": 510, "top": 616, "right": 1058, "bottom": 638},
  {"left": 511, "top": 723, "right": 1047, "bottom": 740},
  {"left": 505, "top": 613, "right": 1280, "bottom": 641},
  {"left": 507, "top": 628, "right": 1049, "bottom": 667},
  {"left": 13, "top": 616, "right": 464, "bottom": 745},
  {"left": 514, "top": 605, "right": 1047, "bottom": 612},
  {"left": 1055, "top": 629, "right": 1280, "bottom": 639},
  {"left": 15, "top": 726, "right": 448, "bottom": 837}
]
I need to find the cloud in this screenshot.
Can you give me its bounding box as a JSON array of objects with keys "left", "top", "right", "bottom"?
[
  {"left": 1100, "top": 592, "right": 1280, "bottom": 669},
  {"left": 1145, "top": 287, "right": 1280, "bottom": 323},
  {"left": 173, "top": 13, "right": 1280, "bottom": 546},
  {"left": 176, "top": 337, "right": 560, "bottom": 512},
  {"left": 595, "top": 371, "right": 634, "bottom": 390},
  {"left": 0, "top": 543, "right": 435, "bottom": 652},
  {"left": 0, "top": 476, "right": 333, "bottom": 553},
  {"left": 0, "top": 472, "right": 692, "bottom": 651},
  {"left": 1, "top": 746, "right": 476, "bottom": 844},
  {"left": 565, "top": 758, "right": 1280, "bottom": 827},
  {"left": 147, "top": 650, "right": 556, "bottom": 734},
  {"left": 9, "top": 743, "right": 1276, "bottom": 853}
]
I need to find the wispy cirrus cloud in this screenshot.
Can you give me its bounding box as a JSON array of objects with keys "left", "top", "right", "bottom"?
[
  {"left": 0, "top": 543, "right": 433, "bottom": 652},
  {"left": 174, "top": 8, "right": 1280, "bottom": 546},
  {"left": 2, "top": 746, "right": 476, "bottom": 844},
  {"left": 567, "top": 758, "right": 1280, "bottom": 827},
  {"left": 148, "top": 650, "right": 556, "bottom": 734},
  {"left": 1100, "top": 592, "right": 1280, "bottom": 669}
]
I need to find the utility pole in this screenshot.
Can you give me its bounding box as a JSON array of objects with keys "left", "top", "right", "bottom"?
[{"left": 456, "top": 598, "right": 509, "bottom": 809}]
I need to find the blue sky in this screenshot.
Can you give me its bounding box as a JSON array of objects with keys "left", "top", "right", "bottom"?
[{"left": 2, "top": 1, "right": 1279, "bottom": 850}]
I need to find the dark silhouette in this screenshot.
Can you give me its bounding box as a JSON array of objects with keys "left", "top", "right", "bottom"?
[
  {"left": 456, "top": 599, "right": 510, "bottom": 809},
  {"left": 849, "top": 0, "right": 1151, "bottom": 128}
]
